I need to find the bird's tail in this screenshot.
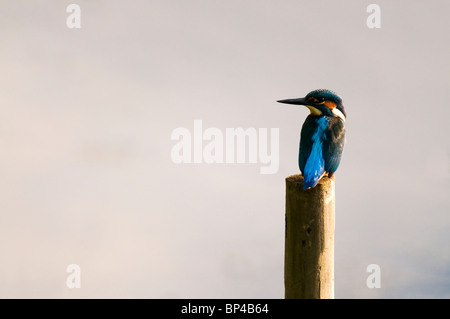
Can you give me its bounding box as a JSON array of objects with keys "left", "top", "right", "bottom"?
[
  {"left": 303, "top": 171, "right": 325, "bottom": 190},
  {"left": 302, "top": 143, "right": 325, "bottom": 189}
]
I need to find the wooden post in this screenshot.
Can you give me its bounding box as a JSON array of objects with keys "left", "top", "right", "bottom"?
[{"left": 284, "top": 174, "right": 335, "bottom": 299}]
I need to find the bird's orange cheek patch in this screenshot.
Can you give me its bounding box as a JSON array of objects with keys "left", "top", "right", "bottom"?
[{"left": 324, "top": 101, "right": 336, "bottom": 109}]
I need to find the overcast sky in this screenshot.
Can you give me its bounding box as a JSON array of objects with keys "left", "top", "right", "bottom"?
[{"left": 1, "top": 1, "right": 449, "bottom": 298}]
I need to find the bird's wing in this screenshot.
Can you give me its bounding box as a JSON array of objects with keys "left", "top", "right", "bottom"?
[
  {"left": 323, "top": 118, "right": 346, "bottom": 174},
  {"left": 299, "top": 116, "right": 330, "bottom": 189},
  {"left": 298, "top": 116, "right": 315, "bottom": 173}
]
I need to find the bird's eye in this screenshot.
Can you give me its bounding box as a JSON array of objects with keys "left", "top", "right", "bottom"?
[{"left": 307, "top": 97, "right": 326, "bottom": 104}]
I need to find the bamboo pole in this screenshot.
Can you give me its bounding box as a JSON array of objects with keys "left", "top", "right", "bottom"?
[{"left": 284, "top": 174, "right": 335, "bottom": 299}]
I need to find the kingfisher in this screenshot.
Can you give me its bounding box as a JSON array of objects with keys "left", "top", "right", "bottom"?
[{"left": 277, "top": 89, "right": 346, "bottom": 189}]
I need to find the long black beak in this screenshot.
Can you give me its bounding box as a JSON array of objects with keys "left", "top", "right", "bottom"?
[{"left": 277, "top": 97, "right": 308, "bottom": 105}]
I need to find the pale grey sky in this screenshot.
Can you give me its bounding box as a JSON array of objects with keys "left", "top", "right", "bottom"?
[{"left": 1, "top": 1, "right": 449, "bottom": 298}]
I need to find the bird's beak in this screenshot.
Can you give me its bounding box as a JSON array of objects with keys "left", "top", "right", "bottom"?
[
  {"left": 277, "top": 97, "right": 323, "bottom": 116},
  {"left": 277, "top": 97, "right": 308, "bottom": 105}
]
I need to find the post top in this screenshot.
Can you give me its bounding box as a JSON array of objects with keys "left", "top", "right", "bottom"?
[{"left": 285, "top": 174, "right": 335, "bottom": 186}]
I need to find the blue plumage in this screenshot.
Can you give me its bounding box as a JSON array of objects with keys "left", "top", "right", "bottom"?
[
  {"left": 302, "top": 116, "right": 328, "bottom": 189},
  {"left": 278, "top": 89, "right": 346, "bottom": 189}
]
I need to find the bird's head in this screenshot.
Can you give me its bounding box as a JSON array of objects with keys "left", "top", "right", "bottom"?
[{"left": 277, "top": 89, "right": 346, "bottom": 121}]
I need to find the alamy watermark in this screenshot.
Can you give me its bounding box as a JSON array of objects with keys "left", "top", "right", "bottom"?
[
  {"left": 367, "top": 4, "right": 381, "bottom": 29},
  {"left": 366, "top": 264, "right": 381, "bottom": 288},
  {"left": 66, "top": 264, "right": 81, "bottom": 289},
  {"left": 66, "top": 4, "right": 81, "bottom": 29},
  {"left": 171, "top": 120, "right": 279, "bottom": 174}
]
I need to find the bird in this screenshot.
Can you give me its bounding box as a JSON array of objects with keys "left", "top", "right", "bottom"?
[{"left": 277, "top": 89, "right": 346, "bottom": 189}]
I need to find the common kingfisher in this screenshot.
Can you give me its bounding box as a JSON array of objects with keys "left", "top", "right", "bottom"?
[{"left": 277, "top": 89, "right": 346, "bottom": 189}]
